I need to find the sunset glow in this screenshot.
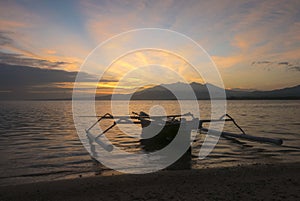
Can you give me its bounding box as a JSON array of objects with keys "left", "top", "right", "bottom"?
[{"left": 0, "top": 0, "right": 300, "bottom": 99}]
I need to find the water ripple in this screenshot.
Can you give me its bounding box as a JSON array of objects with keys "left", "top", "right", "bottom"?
[{"left": 0, "top": 100, "right": 299, "bottom": 186}]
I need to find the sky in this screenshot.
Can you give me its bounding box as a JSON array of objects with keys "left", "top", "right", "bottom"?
[{"left": 0, "top": 0, "right": 300, "bottom": 99}]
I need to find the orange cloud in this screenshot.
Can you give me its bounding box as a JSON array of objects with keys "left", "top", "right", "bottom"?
[
  {"left": 0, "top": 20, "right": 27, "bottom": 29},
  {"left": 44, "top": 49, "right": 57, "bottom": 55},
  {"left": 211, "top": 54, "right": 247, "bottom": 69},
  {"left": 232, "top": 35, "right": 251, "bottom": 51},
  {"left": 96, "top": 49, "right": 205, "bottom": 95}
]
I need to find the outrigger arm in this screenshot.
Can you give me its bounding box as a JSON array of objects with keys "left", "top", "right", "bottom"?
[{"left": 198, "top": 114, "right": 283, "bottom": 145}]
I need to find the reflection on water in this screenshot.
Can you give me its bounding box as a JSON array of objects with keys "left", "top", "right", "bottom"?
[{"left": 0, "top": 100, "right": 299, "bottom": 185}]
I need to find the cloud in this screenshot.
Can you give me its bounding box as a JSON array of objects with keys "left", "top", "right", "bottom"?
[
  {"left": 0, "top": 30, "right": 82, "bottom": 71},
  {"left": 287, "top": 66, "right": 300, "bottom": 72},
  {"left": 0, "top": 63, "right": 97, "bottom": 86},
  {"left": 106, "top": 49, "right": 202, "bottom": 85},
  {"left": 251, "top": 60, "right": 300, "bottom": 72},
  {"left": 212, "top": 54, "right": 247, "bottom": 69},
  {"left": 0, "top": 20, "right": 27, "bottom": 30},
  {"left": 0, "top": 29, "right": 81, "bottom": 70},
  {"left": 0, "top": 1, "right": 91, "bottom": 71},
  {"left": 0, "top": 0, "right": 299, "bottom": 92},
  {"left": 278, "top": 62, "right": 289, "bottom": 65},
  {"left": 81, "top": 0, "right": 180, "bottom": 43},
  {"left": 0, "top": 63, "right": 100, "bottom": 99},
  {"left": 0, "top": 31, "right": 13, "bottom": 46},
  {"left": 190, "top": 1, "right": 300, "bottom": 69},
  {"left": 251, "top": 61, "right": 272, "bottom": 65},
  {"left": 0, "top": 51, "right": 75, "bottom": 69},
  {"left": 44, "top": 49, "right": 56, "bottom": 54}
]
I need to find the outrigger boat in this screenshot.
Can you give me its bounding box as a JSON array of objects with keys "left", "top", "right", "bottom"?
[{"left": 85, "top": 111, "right": 283, "bottom": 153}]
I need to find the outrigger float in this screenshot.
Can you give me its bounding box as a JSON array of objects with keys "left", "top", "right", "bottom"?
[{"left": 85, "top": 111, "right": 283, "bottom": 153}]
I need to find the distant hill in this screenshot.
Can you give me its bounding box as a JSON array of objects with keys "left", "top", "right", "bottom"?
[
  {"left": 96, "top": 82, "right": 300, "bottom": 100},
  {"left": 2, "top": 62, "right": 298, "bottom": 100}
]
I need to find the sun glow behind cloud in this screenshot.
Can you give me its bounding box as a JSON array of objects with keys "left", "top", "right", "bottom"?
[{"left": 94, "top": 49, "right": 204, "bottom": 95}]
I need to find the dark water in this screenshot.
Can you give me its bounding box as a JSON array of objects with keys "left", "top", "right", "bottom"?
[{"left": 0, "top": 100, "right": 299, "bottom": 186}]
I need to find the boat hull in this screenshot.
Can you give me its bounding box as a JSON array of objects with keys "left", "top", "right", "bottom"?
[{"left": 139, "top": 118, "right": 192, "bottom": 170}]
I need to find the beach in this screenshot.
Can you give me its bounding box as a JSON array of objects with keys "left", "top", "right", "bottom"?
[{"left": 1, "top": 162, "right": 299, "bottom": 201}]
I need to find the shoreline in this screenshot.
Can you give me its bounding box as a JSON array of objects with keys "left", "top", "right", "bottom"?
[{"left": 0, "top": 162, "right": 299, "bottom": 201}]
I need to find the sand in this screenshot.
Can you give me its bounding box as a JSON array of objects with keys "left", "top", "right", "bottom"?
[{"left": 0, "top": 162, "right": 299, "bottom": 201}]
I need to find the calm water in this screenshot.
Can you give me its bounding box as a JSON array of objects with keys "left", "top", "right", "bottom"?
[{"left": 0, "top": 100, "right": 299, "bottom": 186}]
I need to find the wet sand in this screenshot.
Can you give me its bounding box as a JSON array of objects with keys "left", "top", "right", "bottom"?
[{"left": 0, "top": 162, "right": 299, "bottom": 201}]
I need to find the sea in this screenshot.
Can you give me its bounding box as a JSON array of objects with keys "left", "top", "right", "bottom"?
[{"left": 0, "top": 100, "right": 299, "bottom": 186}]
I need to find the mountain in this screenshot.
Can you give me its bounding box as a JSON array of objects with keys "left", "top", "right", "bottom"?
[
  {"left": 96, "top": 82, "right": 300, "bottom": 100},
  {"left": 249, "top": 85, "right": 300, "bottom": 99}
]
